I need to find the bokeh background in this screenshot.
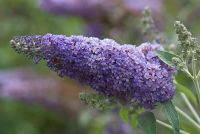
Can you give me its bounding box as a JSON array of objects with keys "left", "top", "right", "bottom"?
[{"left": 0, "top": 0, "right": 200, "bottom": 133}]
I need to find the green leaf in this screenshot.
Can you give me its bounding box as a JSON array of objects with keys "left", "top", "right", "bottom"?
[
  {"left": 174, "top": 80, "right": 197, "bottom": 105},
  {"left": 137, "top": 112, "right": 157, "bottom": 134},
  {"left": 119, "top": 108, "right": 129, "bottom": 123},
  {"left": 156, "top": 51, "right": 178, "bottom": 67},
  {"left": 131, "top": 113, "right": 137, "bottom": 128},
  {"left": 162, "top": 101, "right": 180, "bottom": 134}
]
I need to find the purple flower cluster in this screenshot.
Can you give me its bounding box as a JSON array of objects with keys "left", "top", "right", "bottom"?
[
  {"left": 40, "top": 0, "right": 108, "bottom": 19},
  {"left": 39, "top": 0, "right": 163, "bottom": 38},
  {"left": 40, "top": 0, "right": 162, "bottom": 18},
  {"left": 10, "top": 34, "right": 175, "bottom": 109}
]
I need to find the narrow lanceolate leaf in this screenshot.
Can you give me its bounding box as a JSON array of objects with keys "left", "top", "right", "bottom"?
[
  {"left": 156, "top": 51, "right": 178, "bottom": 67},
  {"left": 131, "top": 113, "right": 137, "bottom": 128},
  {"left": 162, "top": 101, "right": 180, "bottom": 134},
  {"left": 174, "top": 80, "right": 197, "bottom": 105},
  {"left": 119, "top": 108, "right": 129, "bottom": 123},
  {"left": 137, "top": 112, "right": 157, "bottom": 134}
]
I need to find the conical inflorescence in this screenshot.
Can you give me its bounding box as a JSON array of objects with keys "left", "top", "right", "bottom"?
[{"left": 10, "top": 34, "right": 175, "bottom": 109}]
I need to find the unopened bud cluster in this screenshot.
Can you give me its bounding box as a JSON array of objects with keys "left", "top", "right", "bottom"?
[{"left": 174, "top": 21, "right": 200, "bottom": 63}]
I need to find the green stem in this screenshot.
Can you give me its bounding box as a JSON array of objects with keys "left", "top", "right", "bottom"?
[
  {"left": 193, "top": 78, "right": 200, "bottom": 103},
  {"left": 180, "top": 93, "right": 200, "bottom": 124},
  {"left": 183, "top": 68, "right": 193, "bottom": 79},
  {"left": 197, "top": 71, "right": 200, "bottom": 79},
  {"left": 183, "top": 62, "right": 193, "bottom": 79},
  {"left": 191, "top": 52, "right": 200, "bottom": 103},
  {"left": 175, "top": 106, "right": 200, "bottom": 130},
  {"left": 156, "top": 120, "right": 190, "bottom": 134}
]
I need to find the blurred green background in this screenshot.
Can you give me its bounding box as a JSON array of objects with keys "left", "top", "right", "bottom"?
[{"left": 1, "top": 0, "right": 200, "bottom": 134}]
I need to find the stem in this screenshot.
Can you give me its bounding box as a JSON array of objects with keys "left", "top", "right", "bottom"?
[
  {"left": 175, "top": 106, "right": 200, "bottom": 130},
  {"left": 183, "top": 66, "right": 193, "bottom": 79},
  {"left": 197, "top": 71, "right": 200, "bottom": 79},
  {"left": 156, "top": 120, "right": 190, "bottom": 134},
  {"left": 193, "top": 78, "right": 200, "bottom": 103},
  {"left": 180, "top": 93, "right": 200, "bottom": 124},
  {"left": 191, "top": 52, "right": 200, "bottom": 103},
  {"left": 183, "top": 59, "right": 193, "bottom": 78}
]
